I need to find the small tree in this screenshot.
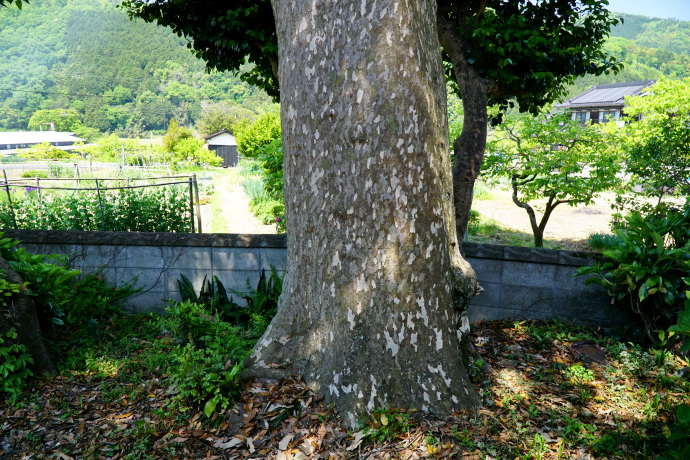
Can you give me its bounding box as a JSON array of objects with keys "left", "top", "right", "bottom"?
[
  {"left": 233, "top": 112, "right": 280, "bottom": 158},
  {"left": 196, "top": 102, "right": 256, "bottom": 137},
  {"left": 162, "top": 118, "right": 193, "bottom": 153},
  {"left": 483, "top": 111, "right": 621, "bottom": 247},
  {"left": 615, "top": 77, "right": 690, "bottom": 214}
]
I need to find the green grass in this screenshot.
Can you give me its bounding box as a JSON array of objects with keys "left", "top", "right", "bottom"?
[
  {"left": 473, "top": 181, "right": 501, "bottom": 200},
  {"left": 468, "top": 212, "right": 573, "bottom": 249},
  {"left": 209, "top": 168, "right": 240, "bottom": 233}
]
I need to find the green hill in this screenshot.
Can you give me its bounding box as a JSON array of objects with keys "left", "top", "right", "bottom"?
[
  {"left": 0, "top": 0, "right": 274, "bottom": 135},
  {"left": 0, "top": 3, "right": 687, "bottom": 133},
  {"left": 566, "top": 12, "right": 690, "bottom": 97}
]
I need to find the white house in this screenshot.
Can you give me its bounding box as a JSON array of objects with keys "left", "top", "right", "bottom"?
[
  {"left": 204, "top": 128, "right": 239, "bottom": 167},
  {"left": 0, "top": 131, "right": 84, "bottom": 156}
]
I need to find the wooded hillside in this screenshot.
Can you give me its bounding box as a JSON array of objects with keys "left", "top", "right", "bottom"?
[
  {"left": 566, "top": 12, "right": 690, "bottom": 96},
  {"left": 0, "top": 2, "right": 687, "bottom": 134},
  {"left": 0, "top": 0, "right": 275, "bottom": 135}
]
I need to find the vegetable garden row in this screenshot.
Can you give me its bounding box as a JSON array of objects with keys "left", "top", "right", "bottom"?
[{"left": 0, "top": 174, "right": 204, "bottom": 233}]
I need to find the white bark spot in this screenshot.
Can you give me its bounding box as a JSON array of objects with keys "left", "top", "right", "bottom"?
[
  {"left": 357, "top": 90, "right": 364, "bottom": 103},
  {"left": 410, "top": 332, "right": 418, "bottom": 351},
  {"left": 332, "top": 251, "right": 341, "bottom": 268},
  {"left": 436, "top": 330, "right": 443, "bottom": 350},
  {"left": 384, "top": 330, "right": 399, "bottom": 357},
  {"left": 368, "top": 375, "right": 378, "bottom": 410},
  {"left": 348, "top": 309, "right": 355, "bottom": 330}
]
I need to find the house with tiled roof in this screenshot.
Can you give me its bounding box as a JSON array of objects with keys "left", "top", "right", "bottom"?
[{"left": 555, "top": 80, "right": 656, "bottom": 124}]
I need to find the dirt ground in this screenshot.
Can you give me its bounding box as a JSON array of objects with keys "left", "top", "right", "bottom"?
[
  {"left": 200, "top": 172, "right": 615, "bottom": 240},
  {"left": 472, "top": 189, "right": 616, "bottom": 241},
  {"left": 199, "top": 170, "right": 276, "bottom": 235}
]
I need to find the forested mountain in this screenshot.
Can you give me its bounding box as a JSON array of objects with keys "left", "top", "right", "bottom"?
[
  {"left": 566, "top": 13, "right": 690, "bottom": 97},
  {"left": 0, "top": 0, "right": 274, "bottom": 136},
  {"left": 0, "top": 2, "right": 687, "bottom": 135}
]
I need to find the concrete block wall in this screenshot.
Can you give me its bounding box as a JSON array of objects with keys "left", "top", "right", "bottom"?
[
  {"left": 2, "top": 230, "right": 627, "bottom": 327},
  {"left": 464, "top": 244, "right": 629, "bottom": 327},
  {"left": 3, "top": 230, "right": 288, "bottom": 313}
]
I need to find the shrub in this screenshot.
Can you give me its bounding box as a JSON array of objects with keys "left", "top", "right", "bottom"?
[
  {"left": 17, "top": 142, "right": 75, "bottom": 160},
  {"left": 257, "top": 138, "right": 283, "bottom": 202},
  {"left": 587, "top": 233, "right": 623, "bottom": 251},
  {"left": 577, "top": 203, "right": 690, "bottom": 343},
  {"left": 64, "top": 273, "right": 139, "bottom": 326},
  {"left": 234, "top": 112, "right": 281, "bottom": 158},
  {"left": 0, "top": 328, "right": 34, "bottom": 398},
  {"left": 0, "top": 185, "right": 192, "bottom": 232},
  {"left": 162, "top": 118, "right": 193, "bottom": 154},
  {"left": 172, "top": 136, "right": 222, "bottom": 167}
]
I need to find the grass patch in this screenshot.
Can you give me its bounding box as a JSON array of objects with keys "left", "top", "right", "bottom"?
[
  {"left": 468, "top": 211, "right": 576, "bottom": 250},
  {"left": 209, "top": 168, "right": 240, "bottom": 233}
]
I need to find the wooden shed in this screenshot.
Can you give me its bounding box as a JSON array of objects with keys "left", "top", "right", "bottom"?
[{"left": 205, "top": 128, "right": 239, "bottom": 167}]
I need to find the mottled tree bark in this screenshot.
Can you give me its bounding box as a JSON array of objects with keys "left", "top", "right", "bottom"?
[
  {"left": 244, "top": 0, "right": 480, "bottom": 427},
  {"left": 0, "top": 257, "right": 56, "bottom": 377}
]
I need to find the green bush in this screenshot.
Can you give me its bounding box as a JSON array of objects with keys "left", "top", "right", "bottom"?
[
  {"left": 664, "top": 404, "right": 690, "bottom": 459},
  {"left": 65, "top": 273, "right": 139, "bottom": 325},
  {"left": 158, "top": 301, "right": 248, "bottom": 415},
  {"left": 18, "top": 142, "right": 75, "bottom": 160},
  {"left": 587, "top": 233, "right": 623, "bottom": 251},
  {"left": 257, "top": 138, "right": 283, "bottom": 202},
  {"left": 0, "top": 185, "right": 192, "bottom": 232},
  {"left": 0, "top": 328, "right": 34, "bottom": 398},
  {"left": 20, "top": 170, "right": 48, "bottom": 179},
  {"left": 234, "top": 113, "right": 281, "bottom": 158},
  {"left": 577, "top": 203, "right": 690, "bottom": 343}
]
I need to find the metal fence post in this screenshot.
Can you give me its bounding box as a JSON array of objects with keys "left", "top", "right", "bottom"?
[
  {"left": 193, "top": 174, "right": 202, "bottom": 233},
  {"left": 36, "top": 176, "right": 42, "bottom": 229},
  {"left": 95, "top": 178, "right": 106, "bottom": 231},
  {"left": 3, "top": 170, "right": 17, "bottom": 229},
  {"left": 188, "top": 177, "right": 195, "bottom": 233}
]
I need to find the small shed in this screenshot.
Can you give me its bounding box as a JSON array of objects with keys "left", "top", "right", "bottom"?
[{"left": 205, "top": 128, "right": 239, "bottom": 167}]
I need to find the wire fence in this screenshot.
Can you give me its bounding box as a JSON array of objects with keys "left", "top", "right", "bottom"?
[{"left": 0, "top": 172, "right": 203, "bottom": 233}]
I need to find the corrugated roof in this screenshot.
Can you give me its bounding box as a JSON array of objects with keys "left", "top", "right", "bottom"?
[
  {"left": 0, "top": 131, "right": 83, "bottom": 144},
  {"left": 555, "top": 80, "right": 656, "bottom": 109}
]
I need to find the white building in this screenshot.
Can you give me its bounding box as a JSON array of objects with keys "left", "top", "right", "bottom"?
[
  {"left": 204, "top": 128, "right": 239, "bottom": 167},
  {"left": 0, "top": 131, "right": 84, "bottom": 156}
]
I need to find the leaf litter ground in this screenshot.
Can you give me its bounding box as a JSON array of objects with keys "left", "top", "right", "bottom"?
[{"left": 2, "top": 319, "right": 690, "bottom": 459}]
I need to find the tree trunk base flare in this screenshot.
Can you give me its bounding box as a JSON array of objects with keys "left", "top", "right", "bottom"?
[
  {"left": 243, "top": 0, "right": 481, "bottom": 428},
  {"left": 0, "top": 258, "right": 57, "bottom": 377}
]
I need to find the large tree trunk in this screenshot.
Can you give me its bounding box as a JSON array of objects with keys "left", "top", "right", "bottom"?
[
  {"left": 437, "top": 15, "right": 489, "bottom": 255},
  {"left": 0, "top": 257, "right": 56, "bottom": 377},
  {"left": 244, "top": 0, "right": 480, "bottom": 427}
]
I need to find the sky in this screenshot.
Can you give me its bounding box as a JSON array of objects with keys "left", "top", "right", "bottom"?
[{"left": 606, "top": 0, "right": 690, "bottom": 21}]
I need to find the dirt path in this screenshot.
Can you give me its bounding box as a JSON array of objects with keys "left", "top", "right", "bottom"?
[
  {"left": 472, "top": 189, "right": 616, "bottom": 241},
  {"left": 200, "top": 169, "right": 276, "bottom": 235},
  {"left": 221, "top": 181, "right": 277, "bottom": 234}
]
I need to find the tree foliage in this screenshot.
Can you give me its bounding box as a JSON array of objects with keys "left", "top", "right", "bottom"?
[
  {"left": 620, "top": 77, "right": 690, "bottom": 206},
  {"left": 0, "top": 0, "right": 275, "bottom": 132},
  {"left": 234, "top": 113, "right": 280, "bottom": 159},
  {"left": 483, "top": 111, "right": 621, "bottom": 247},
  {"left": 438, "top": 0, "right": 623, "bottom": 120},
  {"left": 196, "top": 102, "right": 257, "bottom": 137},
  {"left": 119, "top": 0, "right": 279, "bottom": 100}
]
